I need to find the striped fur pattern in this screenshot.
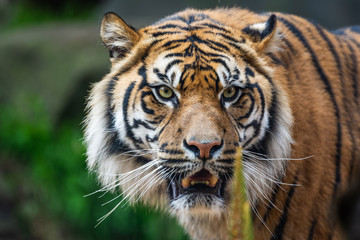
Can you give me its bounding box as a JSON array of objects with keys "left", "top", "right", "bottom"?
[{"left": 84, "top": 8, "right": 360, "bottom": 240}]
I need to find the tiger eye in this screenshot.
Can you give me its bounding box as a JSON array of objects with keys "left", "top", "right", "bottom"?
[
  {"left": 158, "top": 86, "right": 174, "bottom": 99},
  {"left": 223, "top": 87, "right": 237, "bottom": 99}
]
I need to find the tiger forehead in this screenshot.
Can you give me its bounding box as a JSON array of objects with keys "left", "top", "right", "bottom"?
[
  {"left": 143, "top": 12, "right": 246, "bottom": 54},
  {"left": 150, "top": 54, "right": 242, "bottom": 92},
  {"left": 143, "top": 17, "right": 246, "bottom": 90},
  {"left": 147, "top": 12, "right": 232, "bottom": 33}
]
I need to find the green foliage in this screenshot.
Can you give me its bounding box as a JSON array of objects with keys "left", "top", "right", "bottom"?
[
  {"left": 0, "top": 98, "right": 188, "bottom": 240},
  {"left": 4, "top": 0, "right": 96, "bottom": 30}
]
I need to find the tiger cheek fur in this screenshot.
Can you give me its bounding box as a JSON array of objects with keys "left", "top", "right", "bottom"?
[{"left": 84, "top": 7, "right": 360, "bottom": 240}]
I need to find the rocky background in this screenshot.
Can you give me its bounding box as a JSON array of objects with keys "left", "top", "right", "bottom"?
[{"left": 0, "top": 0, "right": 359, "bottom": 239}]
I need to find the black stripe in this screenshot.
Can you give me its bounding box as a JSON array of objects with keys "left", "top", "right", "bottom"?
[
  {"left": 338, "top": 40, "right": 359, "bottom": 186},
  {"left": 242, "top": 82, "right": 266, "bottom": 148},
  {"left": 234, "top": 93, "right": 255, "bottom": 120},
  {"left": 203, "top": 31, "right": 245, "bottom": 45},
  {"left": 161, "top": 158, "right": 192, "bottom": 163},
  {"left": 158, "top": 117, "right": 172, "bottom": 136},
  {"left": 270, "top": 174, "right": 298, "bottom": 240},
  {"left": 160, "top": 149, "right": 184, "bottom": 154},
  {"left": 313, "top": 26, "right": 345, "bottom": 201},
  {"left": 153, "top": 68, "right": 170, "bottom": 84},
  {"left": 282, "top": 38, "right": 295, "bottom": 54},
  {"left": 141, "top": 91, "right": 155, "bottom": 115},
  {"left": 216, "top": 158, "right": 234, "bottom": 164},
  {"left": 152, "top": 31, "right": 182, "bottom": 37},
  {"left": 106, "top": 77, "right": 117, "bottom": 130},
  {"left": 246, "top": 72, "right": 275, "bottom": 158},
  {"left": 346, "top": 41, "right": 359, "bottom": 107},
  {"left": 307, "top": 220, "right": 317, "bottom": 240},
  {"left": 211, "top": 58, "right": 230, "bottom": 75},
  {"left": 348, "top": 38, "right": 360, "bottom": 110},
  {"left": 207, "top": 39, "right": 230, "bottom": 51},
  {"left": 223, "top": 149, "right": 236, "bottom": 155},
  {"left": 267, "top": 53, "right": 286, "bottom": 67},
  {"left": 343, "top": 41, "right": 359, "bottom": 184},
  {"left": 245, "top": 66, "right": 255, "bottom": 78},
  {"left": 157, "top": 24, "right": 183, "bottom": 29},
  {"left": 105, "top": 77, "right": 131, "bottom": 154},
  {"left": 263, "top": 182, "right": 281, "bottom": 223},
  {"left": 315, "top": 24, "right": 359, "bottom": 203},
  {"left": 138, "top": 66, "right": 157, "bottom": 116},
  {"left": 133, "top": 119, "right": 155, "bottom": 130},
  {"left": 165, "top": 52, "right": 184, "bottom": 58},
  {"left": 196, "top": 47, "right": 230, "bottom": 60},
  {"left": 242, "top": 65, "right": 275, "bottom": 155},
  {"left": 200, "top": 23, "right": 231, "bottom": 33},
  {"left": 165, "top": 59, "right": 183, "bottom": 74},
  {"left": 123, "top": 82, "right": 141, "bottom": 147},
  {"left": 165, "top": 43, "right": 182, "bottom": 51},
  {"left": 278, "top": 16, "right": 342, "bottom": 201},
  {"left": 163, "top": 39, "right": 188, "bottom": 48}
]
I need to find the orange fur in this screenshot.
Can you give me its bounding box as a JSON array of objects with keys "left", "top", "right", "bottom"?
[{"left": 84, "top": 8, "right": 360, "bottom": 240}]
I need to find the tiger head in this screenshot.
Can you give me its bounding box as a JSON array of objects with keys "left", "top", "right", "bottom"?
[{"left": 84, "top": 9, "right": 293, "bottom": 231}]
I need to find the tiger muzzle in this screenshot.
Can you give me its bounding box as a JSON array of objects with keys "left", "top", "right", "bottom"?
[{"left": 170, "top": 169, "right": 225, "bottom": 200}]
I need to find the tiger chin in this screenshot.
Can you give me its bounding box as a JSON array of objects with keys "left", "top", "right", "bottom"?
[{"left": 84, "top": 7, "right": 360, "bottom": 240}]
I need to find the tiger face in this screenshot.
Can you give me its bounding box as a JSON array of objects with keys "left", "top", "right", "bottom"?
[
  {"left": 85, "top": 9, "right": 293, "bottom": 235},
  {"left": 145, "top": 49, "right": 274, "bottom": 214}
]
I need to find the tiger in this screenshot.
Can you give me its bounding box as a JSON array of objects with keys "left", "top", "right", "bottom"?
[{"left": 84, "top": 7, "right": 360, "bottom": 240}]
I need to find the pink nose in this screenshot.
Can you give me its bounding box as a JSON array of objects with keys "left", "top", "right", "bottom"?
[{"left": 187, "top": 140, "right": 222, "bottom": 159}]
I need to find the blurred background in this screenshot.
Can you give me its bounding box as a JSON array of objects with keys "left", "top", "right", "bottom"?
[{"left": 0, "top": 0, "right": 359, "bottom": 239}]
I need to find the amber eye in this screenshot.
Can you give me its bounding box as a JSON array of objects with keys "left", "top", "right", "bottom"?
[
  {"left": 222, "top": 87, "right": 238, "bottom": 100},
  {"left": 157, "top": 86, "right": 174, "bottom": 99}
]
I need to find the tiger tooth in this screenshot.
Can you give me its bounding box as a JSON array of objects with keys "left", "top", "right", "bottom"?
[
  {"left": 209, "top": 175, "right": 219, "bottom": 187},
  {"left": 181, "top": 177, "right": 190, "bottom": 188},
  {"left": 190, "top": 180, "right": 210, "bottom": 186}
]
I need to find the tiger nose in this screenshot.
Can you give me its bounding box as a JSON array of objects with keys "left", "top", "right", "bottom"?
[{"left": 184, "top": 139, "right": 222, "bottom": 160}]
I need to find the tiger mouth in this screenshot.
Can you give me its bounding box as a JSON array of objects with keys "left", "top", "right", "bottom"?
[{"left": 169, "top": 169, "right": 225, "bottom": 199}]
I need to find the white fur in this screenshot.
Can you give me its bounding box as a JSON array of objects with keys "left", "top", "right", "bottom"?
[
  {"left": 84, "top": 79, "right": 112, "bottom": 171},
  {"left": 101, "top": 23, "right": 132, "bottom": 50},
  {"left": 250, "top": 22, "right": 267, "bottom": 32}
]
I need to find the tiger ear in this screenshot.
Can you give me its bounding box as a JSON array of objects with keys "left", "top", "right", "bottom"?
[
  {"left": 100, "top": 12, "right": 140, "bottom": 61},
  {"left": 242, "top": 14, "right": 281, "bottom": 53}
]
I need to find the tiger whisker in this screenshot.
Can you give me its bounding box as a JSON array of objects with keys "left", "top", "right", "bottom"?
[
  {"left": 243, "top": 150, "right": 314, "bottom": 161},
  {"left": 242, "top": 161, "right": 282, "bottom": 183},
  {"left": 135, "top": 168, "right": 174, "bottom": 202},
  {"left": 115, "top": 166, "right": 164, "bottom": 203},
  {"left": 95, "top": 166, "right": 165, "bottom": 227},
  {"left": 244, "top": 171, "right": 283, "bottom": 213},
  {"left": 87, "top": 165, "right": 156, "bottom": 197},
  {"left": 242, "top": 160, "right": 301, "bottom": 187},
  {"left": 243, "top": 170, "right": 275, "bottom": 204},
  {"left": 117, "top": 167, "right": 172, "bottom": 207},
  {"left": 101, "top": 166, "right": 161, "bottom": 207},
  {"left": 247, "top": 185, "right": 274, "bottom": 236},
  {"left": 84, "top": 159, "right": 163, "bottom": 197},
  {"left": 101, "top": 167, "right": 160, "bottom": 206}
]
